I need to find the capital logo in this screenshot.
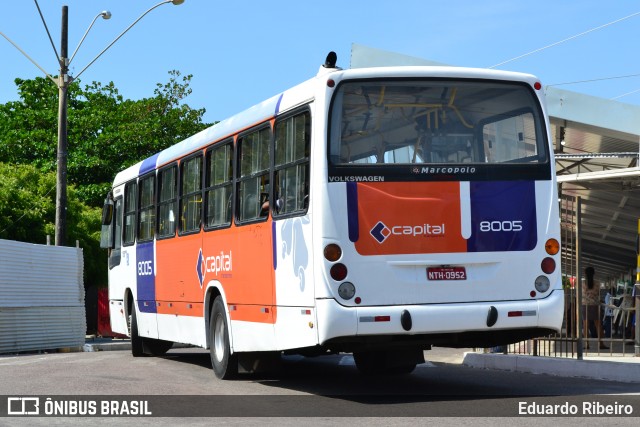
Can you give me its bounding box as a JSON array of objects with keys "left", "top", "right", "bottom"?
[
  {"left": 196, "top": 249, "right": 205, "bottom": 288},
  {"left": 370, "top": 221, "right": 391, "bottom": 243}
]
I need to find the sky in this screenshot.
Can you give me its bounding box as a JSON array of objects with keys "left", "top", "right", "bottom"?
[{"left": 1, "top": 1, "right": 639, "bottom": 125}]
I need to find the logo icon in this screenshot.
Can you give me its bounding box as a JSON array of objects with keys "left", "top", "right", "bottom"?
[
  {"left": 7, "top": 397, "right": 40, "bottom": 415},
  {"left": 370, "top": 221, "right": 391, "bottom": 243},
  {"left": 196, "top": 249, "right": 205, "bottom": 288}
]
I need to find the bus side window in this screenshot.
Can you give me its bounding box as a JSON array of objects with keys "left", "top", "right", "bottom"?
[
  {"left": 138, "top": 174, "right": 156, "bottom": 242},
  {"left": 123, "top": 181, "right": 137, "bottom": 246},
  {"left": 180, "top": 155, "right": 203, "bottom": 234},
  {"left": 205, "top": 142, "right": 233, "bottom": 229},
  {"left": 273, "top": 110, "right": 310, "bottom": 217},
  {"left": 158, "top": 165, "right": 177, "bottom": 238},
  {"left": 237, "top": 127, "right": 271, "bottom": 223},
  {"left": 107, "top": 197, "right": 123, "bottom": 269}
]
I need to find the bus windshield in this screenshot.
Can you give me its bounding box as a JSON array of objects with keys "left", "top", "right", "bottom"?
[{"left": 329, "top": 79, "right": 548, "bottom": 166}]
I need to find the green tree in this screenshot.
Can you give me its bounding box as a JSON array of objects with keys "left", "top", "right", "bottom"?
[
  {"left": 0, "top": 71, "right": 210, "bottom": 286},
  {"left": 0, "top": 70, "right": 209, "bottom": 207},
  {"left": 0, "top": 163, "right": 106, "bottom": 285}
]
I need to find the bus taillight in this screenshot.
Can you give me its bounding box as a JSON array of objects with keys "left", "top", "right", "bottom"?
[
  {"left": 324, "top": 244, "right": 342, "bottom": 262},
  {"left": 330, "top": 263, "right": 348, "bottom": 281},
  {"left": 541, "top": 257, "right": 556, "bottom": 274},
  {"left": 545, "top": 238, "right": 559, "bottom": 255},
  {"left": 534, "top": 275, "right": 551, "bottom": 293}
]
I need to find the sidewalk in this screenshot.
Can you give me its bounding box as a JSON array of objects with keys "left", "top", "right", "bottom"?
[
  {"left": 83, "top": 336, "right": 131, "bottom": 352},
  {"left": 462, "top": 351, "right": 640, "bottom": 383}
]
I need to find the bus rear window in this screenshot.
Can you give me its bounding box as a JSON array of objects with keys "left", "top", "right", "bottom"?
[{"left": 329, "top": 79, "right": 547, "bottom": 166}]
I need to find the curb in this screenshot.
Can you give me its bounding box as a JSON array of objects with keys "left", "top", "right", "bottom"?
[
  {"left": 462, "top": 352, "right": 640, "bottom": 383},
  {"left": 83, "top": 340, "right": 131, "bottom": 352}
]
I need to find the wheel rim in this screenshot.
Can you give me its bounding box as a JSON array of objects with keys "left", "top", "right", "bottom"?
[{"left": 213, "top": 313, "right": 226, "bottom": 363}]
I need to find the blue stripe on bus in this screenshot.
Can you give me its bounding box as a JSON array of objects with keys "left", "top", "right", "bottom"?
[
  {"left": 272, "top": 221, "right": 277, "bottom": 270},
  {"left": 275, "top": 93, "right": 284, "bottom": 115},
  {"left": 136, "top": 241, "right": 157, "bottom": 313},
  {"left": 139, "top": 153, "right": 159, "bottom": 176},
  {"left": 466, "top": 181, "right": 537, "bottom": 252},
  {"left": 346, "top": 182, "right": 359, "bottom": 242}
]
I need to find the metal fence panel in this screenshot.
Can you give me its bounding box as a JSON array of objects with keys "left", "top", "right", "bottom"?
[{"left": 0, "top": 239, "right": 85, "bottom": 353}]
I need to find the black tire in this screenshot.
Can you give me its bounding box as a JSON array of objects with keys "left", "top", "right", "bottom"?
[
  {"left": 129, "top": 304, "right": 144, "bottom": 357},
  {"left": 210, "top": 297, "right": 238, "bottom": 379},
  {"left": 144, "top": 338, "right": 173, "bottom": 356},
  {"left": 353, "top": 351, "right": 378, "bottom": 375},
  {"left": 353, "top": 351, "right": 417, "bottom": 375}
]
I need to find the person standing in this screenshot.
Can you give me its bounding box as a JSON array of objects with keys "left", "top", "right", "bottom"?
[{"left": 582, "top": 266, "right": 608, "bottom": 349}]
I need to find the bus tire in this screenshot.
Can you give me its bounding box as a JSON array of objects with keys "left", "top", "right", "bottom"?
[
  {"left": 353, "top": 350, "right": 417, "bottom": 375},
  {"left": 353, "top": 351, "right": 378, "bottom": 375},
  {"left": 129, "top": 305, "right": 144, "bottom": 358},
  {"left": 144, "top": 338, "right": 173, "bottom": 356},
  {"left": 210, "top": 297, "right": 238, "bottom": 379}
]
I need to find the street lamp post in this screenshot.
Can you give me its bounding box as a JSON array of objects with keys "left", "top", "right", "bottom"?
[
  {"left": 3, "top": 1, "right": 185, "bottom": 246},
  {"left": 55, "top": 0, "right": 184, "bottom": 246}
]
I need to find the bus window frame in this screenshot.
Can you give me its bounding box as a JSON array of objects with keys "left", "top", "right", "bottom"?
[
  {"left": 137, "top": 172, "right": 156, "bottom": 243},
  {"left": 108, "top": 195, "right": 123, "bottom": 270},
  {"left": 326, "top": 78, "right": 552, "bottom": 182},
  {"left": 123, "top": 179, "right": 138, "bottom": 247},
  {"left": 178, "top": 152, "right": 204, "bottom": 237},
  {"left": 204, "top": 139, "right": 234, "bottom": 232},
  {"left": 272, "top": 107, "right": 311, "bottom": 220},
  {"left": 475, "top": 106, "right": 547, "bottom": 165},
  {"left": 157, "top": 163, "right": 178, "bottom": 240},
  {"left": 235, "top": 124, "right": 272, "bottom": 225}
]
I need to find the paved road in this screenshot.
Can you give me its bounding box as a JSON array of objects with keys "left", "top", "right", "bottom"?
[{"left": 0, "top": 347, "right": 639, "bottom": 424}]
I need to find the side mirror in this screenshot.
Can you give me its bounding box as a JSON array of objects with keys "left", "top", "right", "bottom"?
[
  {"left": 100, "top": 197, "right": 114, "bottom": 249},
  {"left": 101, "top": 198, "right": 114, "bottom": 225}
]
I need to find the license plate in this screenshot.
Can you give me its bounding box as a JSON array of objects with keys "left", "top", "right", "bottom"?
[{"left": 427, "top": 266, "right": 467, "bottom": 281}]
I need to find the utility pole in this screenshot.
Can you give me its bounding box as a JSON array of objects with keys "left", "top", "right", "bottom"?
[
  {"left": 3, "top": 1, "right": 184, "bottom": 246},
  {"left": 55, "top": 6, "right": 69, "bottom": 246}
]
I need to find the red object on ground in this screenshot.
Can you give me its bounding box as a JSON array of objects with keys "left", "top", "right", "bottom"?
[{"left": 97, "top": 288, "right": 127, "bottom": 338}]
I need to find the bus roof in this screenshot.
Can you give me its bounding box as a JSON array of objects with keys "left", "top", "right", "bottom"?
[{"left": 112, "top": 65, "right": 541, "bottom": 187}]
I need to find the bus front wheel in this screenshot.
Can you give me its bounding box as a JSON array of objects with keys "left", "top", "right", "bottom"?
[
  {"left": 129, "top": 305, "right": 144, "bottom": 357},
  {"left": 209, "top": 297, "right": 238, "bottom": 379}
]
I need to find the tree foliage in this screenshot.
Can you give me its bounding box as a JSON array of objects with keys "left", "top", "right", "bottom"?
[
  {"left": 0, "top": 70, "right": 209, "bottom": 206},
  {"left": 0, "top": 71, "right": 210, "bottom": 286},
  {"left": 0, "top": 163, "right": 106, "bottom": 285}
]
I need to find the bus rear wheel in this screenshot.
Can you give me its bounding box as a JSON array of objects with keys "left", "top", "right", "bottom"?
[
  {"left": 209, "top": 297, "right": 238, "bottom": 379},
  {"left": 353, "top": 350, "right": 419, "bottom": 375}
]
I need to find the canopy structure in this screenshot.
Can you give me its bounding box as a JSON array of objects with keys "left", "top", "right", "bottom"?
[{"left": 351, "top": 44, "right": 640, "bottom": 284}]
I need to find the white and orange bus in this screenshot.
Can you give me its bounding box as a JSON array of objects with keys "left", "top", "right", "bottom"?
[{"left": 100, "top": 53, "right": 563, "bottom": 378}]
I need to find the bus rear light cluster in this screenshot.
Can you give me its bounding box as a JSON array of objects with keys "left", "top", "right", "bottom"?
[
  {"left": 532, "top": 238, "right": 558, "bottom": 296},
  {"left": 325, "top": 244, "right": 357, "bottom": 301}
]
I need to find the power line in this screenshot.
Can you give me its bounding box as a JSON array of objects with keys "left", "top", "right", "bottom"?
[
  {"left": 547, "top": 73, "right": 640, "bottom": 87},
  {"left": 611, "top": 88, "right": 640, "bottom": 100},
  {"left": 489, "top": 11, "right": 640, "bottom": 69}
]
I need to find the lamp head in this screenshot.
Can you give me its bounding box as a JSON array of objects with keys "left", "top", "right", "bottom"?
[
  {"left": 171, "top": 0, "right": 185, "bottom": 4},
  {"left": 100, "top": 11, "right": 112, "bottom": 20}
]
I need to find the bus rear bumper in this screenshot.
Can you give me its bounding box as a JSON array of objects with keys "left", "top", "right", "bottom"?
[{"left": 315, "top": 289, "right": 564, "bottom": 350}]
